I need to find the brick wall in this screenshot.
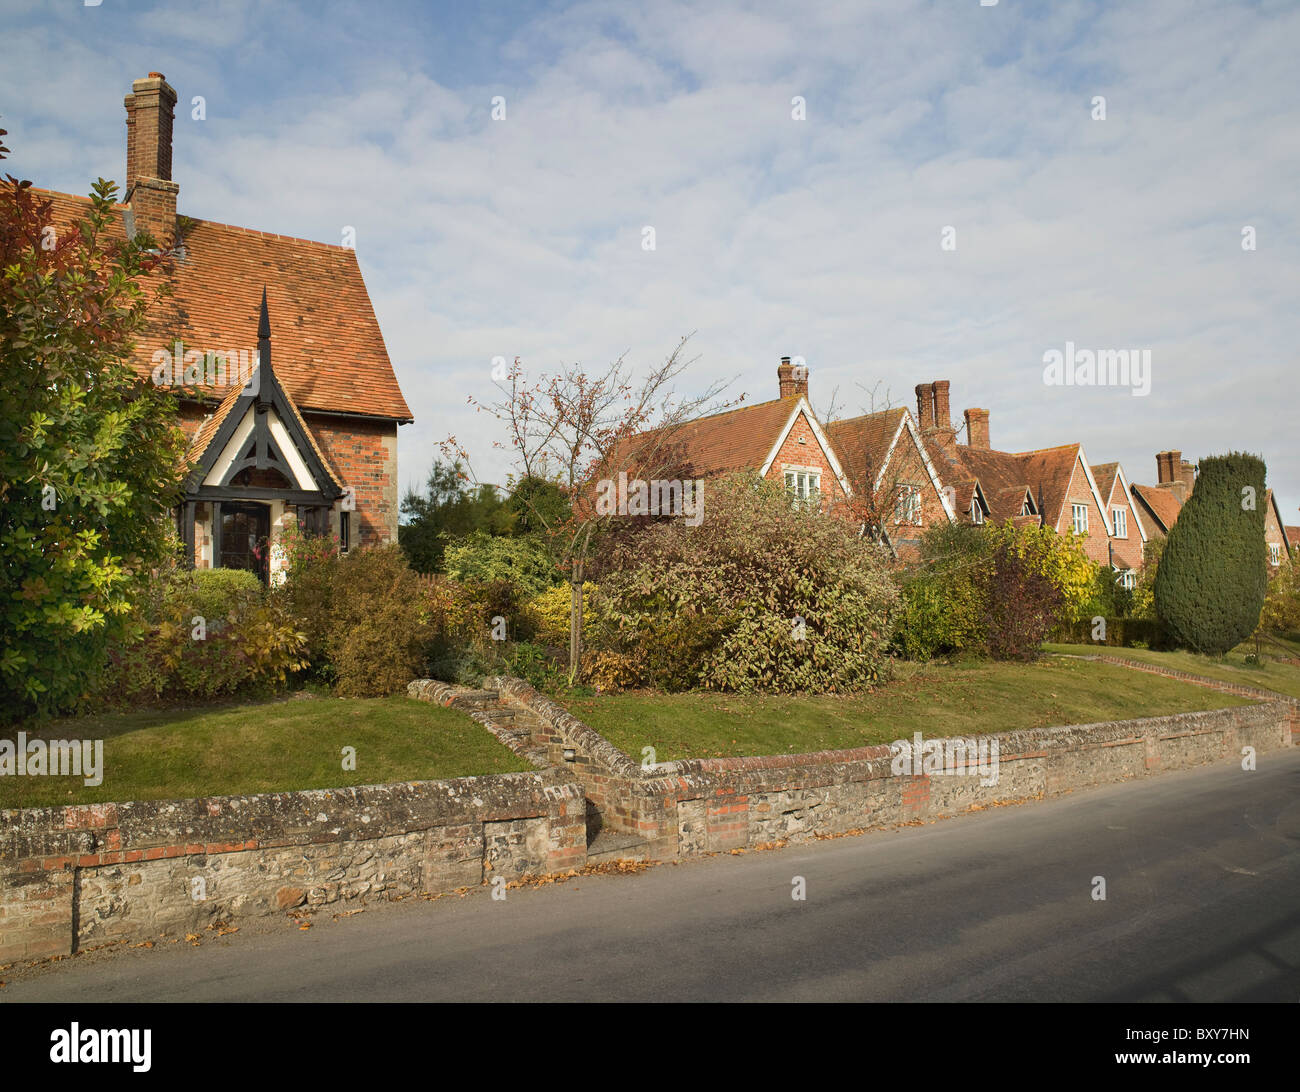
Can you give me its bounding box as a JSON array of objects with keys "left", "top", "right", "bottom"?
[
  {"left": 0, "top": 773, "right": 585, "bottom": 962},
  {"left": 306, "top": 413, "right": 399, "bottom": 545},
  {"left": 763, "top": 409, "right": 847, "bottom": 513},
  {"left": 880, "top": 429, "right": 948, "bottom": 560},
  {"left": 1060, "top": 459, "right": 1111, "bottom": 564}
]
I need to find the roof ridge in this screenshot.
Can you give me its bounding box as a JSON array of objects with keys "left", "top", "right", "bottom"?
[
  {"left": 637, "top": 395, "right": 792, "bottom": 437},
  {"left": 31, "top": 188, "right": 355, "bottom": 252}
]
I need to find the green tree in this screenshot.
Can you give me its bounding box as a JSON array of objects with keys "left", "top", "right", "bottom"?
[
  {"left": 1, "top": 135, "right": 186, "bottom": 718},
  {"left": 398, "top": 459, "right": 508, "bottom": 573},
  {"left": 1154, "top": 453, "right": 1267, "bottom": 655}
]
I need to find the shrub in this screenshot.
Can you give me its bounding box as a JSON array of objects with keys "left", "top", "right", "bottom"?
[
  {"left": 443, "top": 531, "right": 559, "bottom": 598},
  {"left": 596, "top": 473, "right": 898, "bottom": 692},
  {"left": 894, "top": 521, "right": 1091, "bottom": 661},
  {"left": 1058, "top": 616, "right": 1172, "bottom": 649},
  {"left": 98, "top": 579, "right": 306, "bottom": 706},
  {"left": 1260, "top": 555, "right": 1300, "bottom": 637},
  {"left": 525, "top": 582, "right": 597, "bottom": 648},
  {"left": 893, "top": 524, "right": 989, "bottom": 660},
  {"left": 324, "top": 545, "right": 432, "bottom": 697},
  {"left": 983, "top": 538, "right": 1065, "bottom": 661},
  {"left": 1, "top": 156, "right": 187, "bottom": 719},
  {"left": 1155, "top": 453, "right": 1268, "bottom": 654},
  {"left": 274, "top": 523, "right": 340, "bottom": 670}
]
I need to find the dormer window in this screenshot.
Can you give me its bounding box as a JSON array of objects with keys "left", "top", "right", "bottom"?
[{"left": 971, "top": 497, "right": 984, "bottom": 525}]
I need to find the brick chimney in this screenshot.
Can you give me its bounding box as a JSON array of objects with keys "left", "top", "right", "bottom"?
[
  {"left": 915, "top": 383, "right": 935, "bottom": 430},
  {"left": 964, "top": 408, "right": 990, "bottom": 450},
  {"left": 1179, "top": 458, "right": 1195, "bottom": 497},
  {"left": 123, "top": 72, "right": 179, "bottom": 245},
  {"left": 778, "top": 356, "right": 808, "bottom": 399},
  {"left": 1156, "top": 450, "right": 1178, "bottom": 485},
  {"left": 933, "top": 380, "right": 952, "bottom": 432}
]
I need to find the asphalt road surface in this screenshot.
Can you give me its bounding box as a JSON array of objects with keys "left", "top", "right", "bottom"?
[{"left": 5, "top": 750, "right": 1299, "bottom": 1002}]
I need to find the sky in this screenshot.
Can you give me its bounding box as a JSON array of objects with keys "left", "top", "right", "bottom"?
[{"left": 3, "top": 0, "right": 1298, "bottom": 524}]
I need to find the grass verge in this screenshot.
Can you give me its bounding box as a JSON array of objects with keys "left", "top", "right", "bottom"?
[
  {"left": 0, "top": 694, "right": 530, "bottom": 810},
  {"left": 562, "top": 657, "right": 1253, "bottom": 762}
]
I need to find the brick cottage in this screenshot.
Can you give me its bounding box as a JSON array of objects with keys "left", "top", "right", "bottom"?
[{"left": 35, "top": 72, "right": 412, "bottom": 582}]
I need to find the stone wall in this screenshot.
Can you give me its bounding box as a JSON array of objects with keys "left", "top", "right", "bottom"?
[
  {"left": 487, "top": 678, "right": 1297, "bottom": 862},
  {"left": 0, "top": 772, "right": 586, "bottom": 963}
]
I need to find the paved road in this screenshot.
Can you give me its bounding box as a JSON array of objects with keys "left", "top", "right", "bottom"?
[{"left": 5, "top": 751, "right": 1300, "bottom": 1002}]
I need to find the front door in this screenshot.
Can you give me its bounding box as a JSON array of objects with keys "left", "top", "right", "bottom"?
[{"left": 220, "top": 502, "right": 271, "bottom": 584}]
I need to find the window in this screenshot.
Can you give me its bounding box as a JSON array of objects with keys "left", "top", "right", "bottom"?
[
  {"left": 1111, "top": 507, "right": 1127, "bottom": 537},
  {"left": 1117, "top": 569, "right": 1137, "bottom": 590},
  {"left": 1269, "top": 542, "right": 1280, "bottom": 565},
  {"left": 784, "top": 469, "right": 821, "bottom": 509},
  {"left": 1072, "top": 504, "right": 1089, "bottom": 534},
  {"left": 894, "top": 485, "right": 922, "bottom": 525},
  {"left": 340, "top": 511, "right": 351, "bottom": 553},
  {"left": 971, "top": 497, "right": 984, "bottom": 525},
  {"left": 1022, "top": 497, "right": 1034, "bottom": 516}
]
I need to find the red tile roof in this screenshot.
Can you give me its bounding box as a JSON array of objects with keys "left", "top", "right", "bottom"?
[
  {"left": 34, "top": 188, "right": 411, "bottom": 423},
  {"left": 625, "top": 396, "right": 802, "bottom": 476},
  {"left": 1130, "top": 483, "right": 1183, "bottom": 535},
  {"left": 825, "top": 408, "right": 907, "bottom": 489}
]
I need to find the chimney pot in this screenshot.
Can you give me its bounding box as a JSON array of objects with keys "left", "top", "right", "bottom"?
[{"left": 778, "top": 356, "right": 808, "bottom": 400}]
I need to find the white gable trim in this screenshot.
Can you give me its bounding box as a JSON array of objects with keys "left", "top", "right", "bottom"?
[
  {"left": 1057, "top": 446, "right": 1110, "bottom": 533},
  {"left": 759, "top": 398, "right": 854, "bottom": 499},
  {"left": 877, "top": 414, "right": 958, "bottom": 524},
  {"left": 202, "top": 405, "right": 320, "bottom": 491},
  {"left": 1111, "top": 464, "right": 1147, "bottom": 545}
]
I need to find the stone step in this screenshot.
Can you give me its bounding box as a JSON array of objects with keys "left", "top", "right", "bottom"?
[{"left": 585, "top": 829, "right": 654, "bottom": 864}]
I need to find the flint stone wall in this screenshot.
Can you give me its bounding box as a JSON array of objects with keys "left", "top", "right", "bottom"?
[{"left": 0, "top": 772, "right": 586, "bottom": 963}]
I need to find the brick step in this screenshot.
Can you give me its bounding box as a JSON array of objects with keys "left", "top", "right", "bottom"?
[{"left": 585, "top": 829, "right": 654, "bottom": 864}]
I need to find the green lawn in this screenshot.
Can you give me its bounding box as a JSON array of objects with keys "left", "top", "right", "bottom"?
[
  {"left": 1044, "top": 642, "right": 1300, "bottom": 700},
  {"left": 563, "top": 658, "right": 1253, "bottom": 762},
  {"left": 0, "top": 695, "right": 531, "bottom": 810}
]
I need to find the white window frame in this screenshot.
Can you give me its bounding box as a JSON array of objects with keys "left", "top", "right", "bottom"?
[
  {"left": 971, "top": 497, "right": 984, "bottom": 525},
  {"left": 784, "top": 467, "right": 821, "bottom": 509},
  {"left": 1111, "top": 507, "right": 1127, "bottom": 538},
  {"left": 1072, "top": 503, "right": 1089, "bottom": 535},
  {"left": 1117, "top": 569, "right": 1137, "bottom": 590},
  {"left": 895, "top": 484, "right": 923, "bottom": 526},
  {"left": 1269, "top": 542, "right": 1281, "bottom": 565}
]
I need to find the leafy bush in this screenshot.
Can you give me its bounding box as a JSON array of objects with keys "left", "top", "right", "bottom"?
[
  {"left": 1129, "top": 538, "right": 1164, "bottom": 621},
  {"left": 595, "top": 473, "right": 898, "bottom": 692},
  {"left": 443, "top": 531, "right": 559, "bottom": 599},
  {"left": 895, "top": 520, "right": 1094, "bottom": 661},
  {"left": 323, "top": 545, "right": 431, "bottom": 697},
  {"left": 273, "top": 522, "right": 340, "bottom": 670},
  {"left": 1057, "top": 616, "right": 1172, "bottom": 649},
  {"left": 1260, "top": 556, "right": 1300, "bottom": 637},
  {"left": 1155, "top": 453, "right": 1268, "bottom": 654},
  {"left": 525, "top": 582, "right": 597, "bottom": 648},
  {"left": 983, "top": 538, "right": 1065, "bottom": 661},
  {"left": 98, "top": 575, "right": 306, "bottom": 706},
  {"left": 893, "top": 524, "right": 988, "bottom": 660},
  {"left": 1, "top": 150, "right": 187, "bottom": 719}
]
